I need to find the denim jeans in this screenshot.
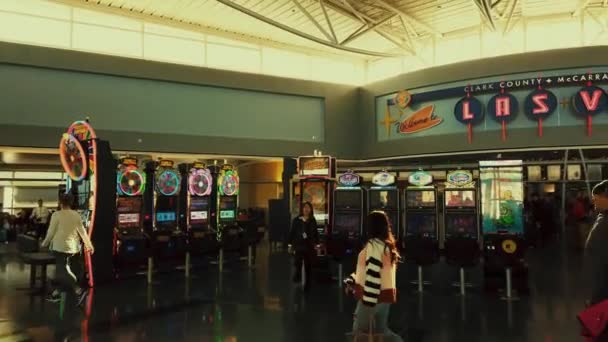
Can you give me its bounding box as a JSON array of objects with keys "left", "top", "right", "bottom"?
[{"left": 352, "top": 301, "right": 403, "bottom": 342}]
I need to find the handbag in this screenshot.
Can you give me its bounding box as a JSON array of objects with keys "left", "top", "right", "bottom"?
[{"left": 578, "top": 299, "right": 608, "bottom": 340}]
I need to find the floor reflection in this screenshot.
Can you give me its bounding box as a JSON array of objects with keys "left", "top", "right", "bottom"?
[{"left": 0, "top": 238, "right": 590, "bottom": 342}]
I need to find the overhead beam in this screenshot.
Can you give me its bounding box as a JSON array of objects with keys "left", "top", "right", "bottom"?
[
  {"left": 503, "top": 0, "right": 518, "bottom": 34},
  {"left": 48, "top": 0, "right": 370, "bottom": 60},
  {"left": 215, "top": 0, "right": 401, "bottom": 57},
  {"left": 340, "top": 13, "right": 395, "bottom": 45},
  {"left": 291, "top": 0, "right": 335, "bottom": 43},
  {"left": 473, "top": 0, "right": 496, "bottom": 31},
  {"left": 374, "top": 0, "right": 443, "bottom": 37},
  {"left": 319, "top": 0, "right": 338, "bottom": 44},
  {"left": 572, "top": 0, "right": 591, "bottom": 17}
]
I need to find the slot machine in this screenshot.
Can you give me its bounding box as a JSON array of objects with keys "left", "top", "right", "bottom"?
[
  {"left": 114, "top": 157, "right": 148, "bottom": 268},
  {"left": 331, "top": 171, "right": 364, "bottom": 257},
  {"left": 367, "top": 171, "right": 400, "bottom": 239},
  {"left": 298, "top": 155, "right": 335, "bottom": 251},
  {"left": 59, "top": 120, "right": 116, "bottom": 286},
  {"left": 185, "top": 162, "right": 217, "bottom": 254},
  {"left": 404, "top": 171, "right": 439, "bottom": 264},
  {"left": 217, "top": 164, "right": 240, "bottom": 244},
  {"left": 147, "top": 160, "right": 187, "bottom": 261},
  {"left": 443, "top": 170, "right": 480, "bottom": 266},
  {"left": 479, "top": 160, "right": 528, "bottom": 293}
]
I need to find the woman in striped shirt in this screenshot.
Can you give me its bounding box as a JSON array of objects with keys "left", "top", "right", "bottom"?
[{"left": 345, "top": 211, "right": 403, "bottom": 341}]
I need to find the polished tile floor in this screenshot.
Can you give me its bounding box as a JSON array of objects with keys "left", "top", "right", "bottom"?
[{"left": 0, "top": 236, "right": 588, "bottom": 342}]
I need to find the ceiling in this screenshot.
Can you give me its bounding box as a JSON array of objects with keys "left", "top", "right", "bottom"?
[{"left": 55, "top": 0, "right": 608, "bottom": 58}]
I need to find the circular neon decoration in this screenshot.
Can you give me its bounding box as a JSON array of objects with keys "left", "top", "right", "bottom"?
[
  {"left": 67, "top": 120, "right": 97, "bottom": 174},
  {"left": 118, "top": 167, "right": 145, "bottom": 196},
  {"left": 59, "top": 133, "right": 87, "bottom": 181},
  {"left": 156, "top": 169, "right": 180, "bottom": 196},
  {"left": 189, "top": 168, "right": 212, "bottom": 196},
  {"left": 219, "top": 170, "right": 239, "bottom": 196}
]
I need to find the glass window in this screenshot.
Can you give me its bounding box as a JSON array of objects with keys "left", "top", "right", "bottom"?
[
  {"left": 144, "top": 34, "right": 204, "bottom": 66},
  {"left": 207, "top": 43, "right": 261, "bottom": 73},
  {"left": 144, "top": 23, "right": 204, "bottom": 40},
  {"left": 0, "top": 0, "right": 70, "bottom": 20},
  {"left": 72, "top": 23, "right": 142, "bottom": 57},
  {"left": 310, "top": 56, "right": 359, "bottom": 85},
  {"left": 526, "top": 18, "right": 580, "bottom": 52},
  {"left": 367, "top": 58, "right": 402, "bottom": 83},
  {"left": 262, "top": 48, "right": 310, "bottom": 79},
  {"left": 0, "top": 11, "right": 71, "bottom": 48},
  {"left": 435, "top": 34, "right": 480, "bottom": 65},
  {"left": 73, "top": 8, "right": 141, "bottom": 31}
]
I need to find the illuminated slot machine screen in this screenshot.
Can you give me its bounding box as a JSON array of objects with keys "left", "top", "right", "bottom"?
[
  {"left": 369, "top": 190, "right": 398, "bottom": 210},
  {"left": 479, "top": 161, "right": 524, "bottom": 235},
  {"left": 302, "top": 181, "right": 327, "bottom": 224},
  {"left": 117, "top": 197, "right": 142, "bottom": 229},
  {"left": 190, "top": 197, "right": 209, "bottom": 226},
  {"left": 406, "top": 214, "right": 436, "bottom": 237},
  {"left": 445, "top": 190, "right": 476, "bottom": 208},
  {"left": 445, "top": 214, "right": 477, "bottom": 238},
  {"left": 333, "top": 213, "right": 360, "bottom": 236},
  {"left": 335, "top": 190, "right": 362, "bottom": 210},
  {"left": 219, "top": 196, "right": 236, "bottom": 221},
  {"left": 155, "top": 195, "right": 177, "bottom": 228},
  {"left": 406, "top": 190, "right": 436, "bottom": 208}
]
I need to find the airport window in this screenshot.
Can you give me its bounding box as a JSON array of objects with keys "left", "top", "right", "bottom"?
[
  {"left": 144, "top": 34, "right": 205, "bottom": 67},
  {"left": 0, "top": 11, "right": 71, "bottom": 48},
  {"left": 207, "top": 43, "right": 261, "bottom": 74}
]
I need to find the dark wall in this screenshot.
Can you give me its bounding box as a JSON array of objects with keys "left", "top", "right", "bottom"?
[
  {"left": 0, "top": 42, "right": 359, "bottom": 159},
  {"left": 359, "top": 46, "right": 608, "bottom": 159}
]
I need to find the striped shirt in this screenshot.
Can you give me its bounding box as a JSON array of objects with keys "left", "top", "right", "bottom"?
[{"left": 345, "top": 239, "right": 397, "bottom": 307}]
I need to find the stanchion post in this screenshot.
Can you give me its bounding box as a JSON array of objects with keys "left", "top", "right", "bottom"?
[
  {"left": 248, "top": 245, "right": 252, "bottom": 268},
  {"left": 219, "top": 249, "right": 224, "bottom": 273},
  {"left": 338, "top": 263, "right": 343, "bottom": 285},
  {"left": 147, "top": 256, "right": 153, "bottom": 284},
  {"left": 460, "top": 267, "right": 466, "bottom": 296},
  {"left": 505, "top": 267, "right": 512, "bottom": 299},
  {"left": 417, "top": 265, "right": 423, "bottom": 293},
  {"left": 185, "top": 252, "right": 191, "bottom": 278}
]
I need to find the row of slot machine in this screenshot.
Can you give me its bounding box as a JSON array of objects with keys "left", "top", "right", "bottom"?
[
  {"left": 297, "top": 155, "right": 526, "bottom": 272},
  {"left": 59, "top": 119, "right": 244, "bottom": 285},
  {"left": 330, "top": 169, "right": 479, "bottom": 261},
  {"left": 113, "top": 157, "right": 240, "bottom": 269}
]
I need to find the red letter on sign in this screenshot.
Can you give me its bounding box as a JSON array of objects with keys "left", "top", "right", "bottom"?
[
  {"left": 532, "top": 93, "right": 549, "bottom": 114},
  {"left": 463, "top": 101, "right": 474, "bottom": 120},
  {"left": 580, "top": 90, "right": 602, "bottom": 111},
  {"left": 496, "top": 97, "right": 511, "bottom": 117}
]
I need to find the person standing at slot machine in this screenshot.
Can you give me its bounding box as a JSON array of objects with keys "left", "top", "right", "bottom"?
[
  {"left": 41, "top": 194, "right": 94, "bottom": 306},
  {"left": 288, "top": 202, "right": 318, "bottom": 291}
]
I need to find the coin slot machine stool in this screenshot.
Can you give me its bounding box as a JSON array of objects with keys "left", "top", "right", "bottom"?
[
  {"left": 404, "top": 170, "right": 439, "bottom": 292},
  {"left": 331, "top": 171, "right": 363, "bottom": 281},
  {"left": 443, "top": 170, "right": 480, "bottom": 295}
]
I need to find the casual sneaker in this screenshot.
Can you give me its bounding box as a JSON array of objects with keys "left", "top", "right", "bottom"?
[
  {"left": 46, "top": 294, "right": 60, "bottom": 303},
  {"left": 76, "top": 289, "right": 89, "bottom": 307}
]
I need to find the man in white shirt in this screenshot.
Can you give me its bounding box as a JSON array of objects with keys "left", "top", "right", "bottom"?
[
  {"left": 30, "top": 199, "right": 49, "bottom": 238},
  {"left": 41, "top": 195, "right": 94, "bottom": 305}
]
